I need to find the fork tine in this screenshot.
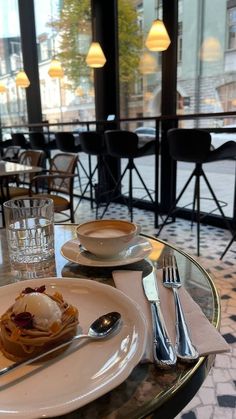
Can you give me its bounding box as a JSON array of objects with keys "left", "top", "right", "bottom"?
[
  {"left": 172, "top": 255, "right": 181, "bottom": 284},
  {"left": 163, "top": 255, "right": 173, "bottom": 283},
  {"left": 163, "top": 256, "right": 167, "bottom": 282}
]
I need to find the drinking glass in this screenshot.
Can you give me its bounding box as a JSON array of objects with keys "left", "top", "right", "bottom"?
[{"left": 3, "top": 197, "right": 55, "bottom": 279}]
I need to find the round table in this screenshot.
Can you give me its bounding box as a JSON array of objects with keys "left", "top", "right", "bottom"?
[{"left": 0, "top": 224, "right": 220, "bottom": 419}]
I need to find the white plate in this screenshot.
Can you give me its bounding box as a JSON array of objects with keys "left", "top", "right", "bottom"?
[
  {"left": 0, "top": 278, "right": 147, "bottom": 418},
  {"left": 61, "top": 236, "right": 153, "bottom": 267}
]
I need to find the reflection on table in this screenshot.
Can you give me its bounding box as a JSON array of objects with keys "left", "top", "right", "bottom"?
[{"left": 0, "top": 160, "right": 42, "bottom": 177}]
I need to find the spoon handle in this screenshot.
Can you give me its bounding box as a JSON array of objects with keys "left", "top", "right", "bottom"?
[{"left": 0, "top": 333, "right": 89, "bottom": 377}]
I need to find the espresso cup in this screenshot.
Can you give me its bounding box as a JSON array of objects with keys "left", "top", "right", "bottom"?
[{"left": 76, "top": 219, "right": 141, "bottom": 258}]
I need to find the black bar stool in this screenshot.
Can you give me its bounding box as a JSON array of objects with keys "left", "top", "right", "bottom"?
[
  {"left": 157, "top": 128, "right": 236, "bottom": 256},
  {"left": 11, "top": 133, "right": 31, "bottom": 149},
  {"left": 100, "top": 129, "right": 156, "bottom": 221},
  {"left": 78, "top": 131, "right": 118, "bottom": 217},
  {"left": 29, "top": 132, "right": 57, "bottom": 165}
]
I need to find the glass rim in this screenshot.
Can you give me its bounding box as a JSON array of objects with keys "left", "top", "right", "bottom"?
[{"left": 3, "top": 197, "right": 54, "bottom": 209}]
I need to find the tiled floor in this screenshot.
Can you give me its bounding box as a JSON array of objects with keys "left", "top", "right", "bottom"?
[{"left": 73, "top": 199, "right": 236, "bottom": 419}]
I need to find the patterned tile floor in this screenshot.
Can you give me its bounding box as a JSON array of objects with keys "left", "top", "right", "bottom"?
[{"left": 73, "top": 200, "right": 236, "bottom": 419}]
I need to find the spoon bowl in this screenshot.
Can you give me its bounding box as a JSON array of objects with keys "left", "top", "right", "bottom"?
[
  {"left": 88, "top": 311, "right": 122, "bottom": 338},
  {"left": 0, "top": 311, "right": 122, "bottom": 377}
]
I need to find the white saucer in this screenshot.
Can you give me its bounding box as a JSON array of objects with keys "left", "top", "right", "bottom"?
[{"left": 61, "top": 235, "right": 153, "bottom": 267}]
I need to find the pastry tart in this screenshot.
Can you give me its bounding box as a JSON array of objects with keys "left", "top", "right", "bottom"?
[{"left": 0, "top": 285, "right": 79, "bottom": 361}]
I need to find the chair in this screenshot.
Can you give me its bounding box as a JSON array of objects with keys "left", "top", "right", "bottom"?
[
  {"left": 1, "top": 149, "right": 46, "bottom": 199},
  {"left": 55, "top": 131, "right": 89, "bottom": 192},
  {"left": 28, "top": 131, "right": 57, "bottom": 162},
  {"left": 0, "top": 139, "right": 13, "bottom": 156},
  {"left": 78, "top": 131, "right": 119, "bottom": 217},
  {"left": 100, "top": 130, "right": 156, "bottom": 221},
  {"left": 11, "top": 133, "right": 31, "bottom": 149},
  {"left": 157, "top": 128, "right": 236, "bottom": 256},
  {"left": 2, "top": 146, "right": 21, "bottom": 162},
  {"left": 17, "top": 149, "right": 46, "bottom": 186},
  {"left": 29, "top": 152, "right": 78, "bottom": 223}
]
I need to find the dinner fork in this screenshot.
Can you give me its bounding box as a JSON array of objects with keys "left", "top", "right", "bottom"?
[{"left": 163, "top": 255, "right": 199, "bottom": 362}]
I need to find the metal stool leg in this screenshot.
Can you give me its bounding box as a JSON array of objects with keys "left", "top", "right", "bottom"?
[
  {"left": 157, "top": 168, "right": 196, "bottom": 236},
  {"left": 220, "top": 232, "right": 236, "bottom": 259}
]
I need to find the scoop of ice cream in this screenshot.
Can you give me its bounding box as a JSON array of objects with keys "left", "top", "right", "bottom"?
[{"left": 13, "top": 292, "right": 62, "bottom": 330}]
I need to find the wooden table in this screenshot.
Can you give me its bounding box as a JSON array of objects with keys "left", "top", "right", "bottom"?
[{"left": 0, "top": 224, "right": 220, "bottom": 419}]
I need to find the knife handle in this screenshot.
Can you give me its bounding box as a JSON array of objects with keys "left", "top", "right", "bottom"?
[{"left": 150, "top": 301, "right": 176, "bottom": 368}]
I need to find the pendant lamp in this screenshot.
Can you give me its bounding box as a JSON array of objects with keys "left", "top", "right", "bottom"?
[
  {"left": 145, "top": 19, "right": 171, "bottom": 51},
  {"left": 48, "top": 58, "right": 64, "bottom": 78},
  {"left": 48, "top": 0, "right": 64, "bottom": 79},
  {"left": 199, "top": 37, "right": 222, "bottom": 62},
  {"left": 15, "top": 70, "right": 30, "bottom": 88},
  {"left": 86, "top": 42, "right": 106, "bottom": 68},
  {"left": 139, "top": 52, "right": 157, "bottom": 74}
]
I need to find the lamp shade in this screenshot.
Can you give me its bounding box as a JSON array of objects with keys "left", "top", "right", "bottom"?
[
  {"left": 15, "top": 70, "right": 30, "bottom": 88},
  {"left": 199, "top": 37, "right": 222, "bottom": 62},
  {"left": 48, "top": 59, "right": 64, "bottom": 78},
  {"left": 0, "top": 82, "right": 7, "bottom": 93},
  {"left": 145, "top": 19, "right": 171, "bottom": 51},
  {"left": 85, "top": 42, "right": 106, "bottom": 68},
  {"left": 139, "top": 52, "right": 157, "bottom": 74}
]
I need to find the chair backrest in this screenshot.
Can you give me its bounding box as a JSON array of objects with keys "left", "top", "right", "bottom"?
[
  {"left": 79, "top": 131, "right": 105, "bottom": 155},
  {"left": 18, "top": 149, "right": 46, "bottom": 183},
  {"left": 167, "top": 128, "right": 212, "bottom": 163},
  {"left": 29, "top": 132, "right": 46, "bottom": 148},
  {"left": 49, "top": 152, "right": 78, "bottom": 194},
  {"left": 104, "top": 130, "right": 139, "bottom": 158},
  {"left": 55, "top": 132, "right": 77, "bottom": 152},
  {"left": 11, "top": 133, "right": 28, "bottom": 148},
  {"left": 2, "top": 146, "right": 21, "bottom": 162}
]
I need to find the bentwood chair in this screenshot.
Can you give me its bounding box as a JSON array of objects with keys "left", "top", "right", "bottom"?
[
  {"left": 29, "top": 152, "right": 78, "bottom": 223},
  {"left": 0, "top": 139, "right": 13, "bottom": 156},
  {"left": 55, "top": 131, "right": 89, "bottom": 193},
  {"left": 2, "top": 146, "right": 21, "bottom": 162},
  {"left": 101, "top": 130, "right": 156, "bottom": 221},
  {"left": 157, "top": 128, "right": 236, "bottom": 256},
  {"left": 0, "top": 149, "right": 46, "bottom": 199}
]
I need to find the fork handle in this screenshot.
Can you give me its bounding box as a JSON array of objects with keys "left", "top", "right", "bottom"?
[
  {"left": 173, "top": 289, "right": 199, "bottom": 361},
  {"left": 151, "top": 301, "right": 177, "bottom": 368}
]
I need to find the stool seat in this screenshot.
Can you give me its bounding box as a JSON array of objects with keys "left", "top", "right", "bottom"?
[
  {"left": 55, "top": 132, "right": 82, "bottom": 153},
  {"left": 11, "top": 133, "right": 31, "bottom": 149},
  {"left": 29, "top": 132, "right": 57, "bottom": 162}
]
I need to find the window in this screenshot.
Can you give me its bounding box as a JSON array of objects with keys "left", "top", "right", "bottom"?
[
  {"left": 34, "top": 0, "right": 94, "bottom": 124},
  {"left": 228, "top": 7, "right": 236, "bottom": 49},
  {"left": 178, "top": 22, "right": 183, "bottom": 63}
]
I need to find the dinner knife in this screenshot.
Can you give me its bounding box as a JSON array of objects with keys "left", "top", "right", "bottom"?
[{"left": 142, "top": 268, "right": 177, "bottom": 368}]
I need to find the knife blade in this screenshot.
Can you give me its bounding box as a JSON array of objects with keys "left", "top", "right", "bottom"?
[{"left": 143, "top": 268, "right": 176, "bottom": 368}]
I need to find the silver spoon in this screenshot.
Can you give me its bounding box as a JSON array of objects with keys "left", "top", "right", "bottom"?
[{"left": 0, "top": 311, "right": 122, "bottom": 377}]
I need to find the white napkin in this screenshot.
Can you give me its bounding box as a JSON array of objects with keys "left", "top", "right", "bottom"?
[{"left": 112, "top": 270, "right": 230, "bottom": 363}]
